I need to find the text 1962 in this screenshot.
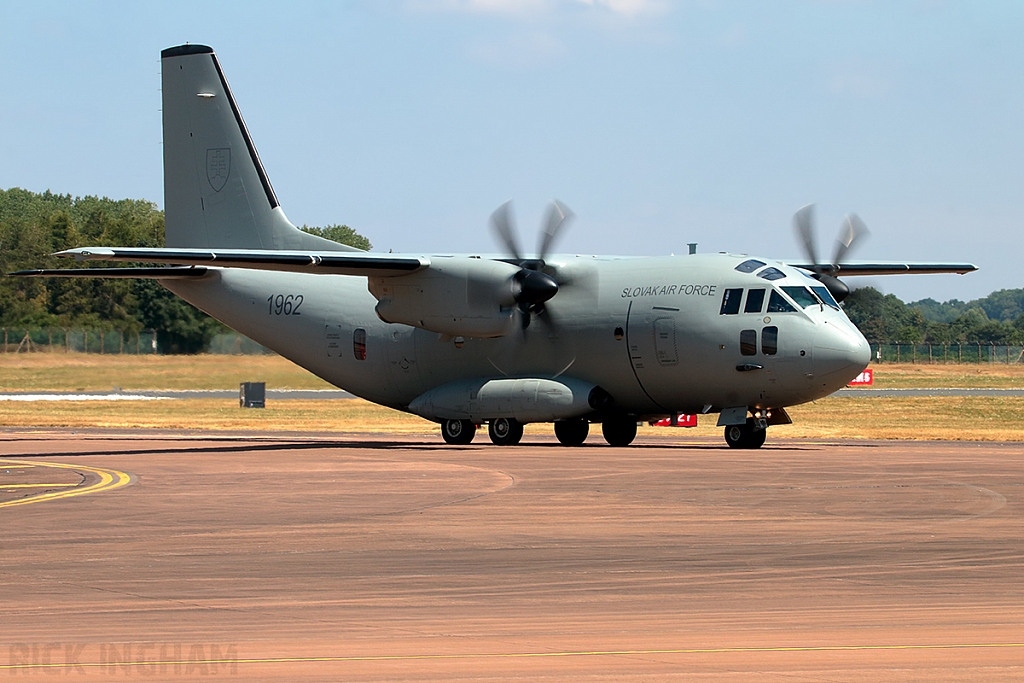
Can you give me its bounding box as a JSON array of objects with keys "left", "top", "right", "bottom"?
[{"left": 267, "top": 294, "right": 303, "bottom": 315}]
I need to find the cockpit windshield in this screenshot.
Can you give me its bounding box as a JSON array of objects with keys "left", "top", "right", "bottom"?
[
  {"left": 811, "top": 286, "right": 841, "bottom": 309},
  {"left": 781, "top": 286, "right": 819, "bottom": 309},
  {"left": 767, "top": 290, "right": 797, "bottom": 313}
]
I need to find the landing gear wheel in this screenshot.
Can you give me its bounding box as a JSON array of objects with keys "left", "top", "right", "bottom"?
[
  {"left": 724, "top": 418, "right": 766, "bottom": 449},
  {"left": 601, "top": 416, "right": 637, "bottom": 446},
  {"left": 489, "top": 417, "right": 524, "bottom": 446},
  {"left": 441, "top": 419, "right": 476, "bottom": 445},
  {"left": 554, "top": 418, "right": 589, "bottom": 446}
]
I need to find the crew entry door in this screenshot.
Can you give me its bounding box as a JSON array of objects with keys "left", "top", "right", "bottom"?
[{"left": 626, "top": 305, "right": 681, "bottom": 410}]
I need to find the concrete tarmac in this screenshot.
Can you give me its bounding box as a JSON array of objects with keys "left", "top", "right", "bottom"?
[{"left": 1, "top": 431, "right": 1023, "bottom": 681}]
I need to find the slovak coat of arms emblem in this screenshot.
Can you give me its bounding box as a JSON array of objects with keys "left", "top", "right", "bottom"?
[{"left": 206, "top": 148, "right": 231, "bottom": 192}]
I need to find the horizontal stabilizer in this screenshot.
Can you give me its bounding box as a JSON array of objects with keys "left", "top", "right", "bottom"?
[
  {"left": 9, "top": 267, "right": 210, "bottom": 279},
  {"left": 790, "top": 262, "right": 977, "bottom": 276},
  {"left": 53, "top": 247, "right": 429, "bottom": 277}
]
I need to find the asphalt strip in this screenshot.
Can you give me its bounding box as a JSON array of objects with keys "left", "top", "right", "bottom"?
[{"left": 0, "top": 388, "right": 1020, "bottom": 401}]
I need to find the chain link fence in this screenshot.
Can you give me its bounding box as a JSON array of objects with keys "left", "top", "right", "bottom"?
[
  {"left": 0, "top": 329, "right": 272, "bottom": 355},
  {"left": 871, "top": 343, "right": 1024, "bottom": 364}
]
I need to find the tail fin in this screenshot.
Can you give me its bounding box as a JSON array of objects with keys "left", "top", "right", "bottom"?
[{"left": 161, "top": 45, "right": 358, "bottom": 252}]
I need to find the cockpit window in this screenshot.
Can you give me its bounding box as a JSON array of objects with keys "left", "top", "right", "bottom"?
[
  {"left": 781, "top": 286, "right": 819, "bottom": 309},
  {"left": 744, "top": 288, "right": 765, "bottom": 313},
  {"left": 811, "top": 286, "right": 841, "bottom": 309},
  {"left": 735, "top": 259, "right": 766, "bottom": 274},
  {"left": 757, "top": 267, "right": 787, "bottom": 281},
  {"left": 720, "top": 288, "right": 743, "bottom": 315},
  {"left": 767, "top": 290, "right": 797, "bottom": 313}
]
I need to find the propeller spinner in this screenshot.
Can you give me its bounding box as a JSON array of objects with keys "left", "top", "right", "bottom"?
[{"left": 793, "top": 204, "right": 870, "bottom": 303}]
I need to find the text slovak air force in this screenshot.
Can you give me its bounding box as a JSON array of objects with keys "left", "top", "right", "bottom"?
[{"left": 621, "top": 283, "right": 717, "bottom": 299}]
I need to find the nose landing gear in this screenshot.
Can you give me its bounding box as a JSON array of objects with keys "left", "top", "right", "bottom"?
[{"left": 724, "top": 418, "right": 767, "bottom": 449}]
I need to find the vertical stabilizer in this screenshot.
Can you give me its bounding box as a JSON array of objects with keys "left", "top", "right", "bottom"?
[{"left": 161, "top": 44, "right": 358, "bottom": 252}]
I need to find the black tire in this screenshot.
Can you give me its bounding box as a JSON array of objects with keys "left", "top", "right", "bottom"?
[
  {"left": 601, "top": 416, "right": 637, "bottom": 446},
  {"left": 489, "top": 417, "right": 524, "bottom": 446},
  {"left": 724, "top": 423, "right": 747, "bottom": 448},
  {"left": 749, "top": 424, "right": 767, "bottom": 449},
  {"left": 441, "top": 419, "right": 476, "bottom": 445},
  {"left": 724, "top": 418, "right": 766, "bottom": 449},
  {"left": 554, "top": 418, "right": 589, "bottom": 446}
]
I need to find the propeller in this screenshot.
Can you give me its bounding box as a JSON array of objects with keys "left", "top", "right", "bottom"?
[
  {"left": 793, "top": 203, "right": 870, "bottom": 303},
  {"left": 489, "top": 200, "right": 574, "bottom": 329}
]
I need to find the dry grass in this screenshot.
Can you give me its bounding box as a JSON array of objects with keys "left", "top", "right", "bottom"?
[
  {"left": 1, "top": 395, "right": 1022, "bottom": 442},
  {"left": 0, "top": 398, "right": 430, "bottom": 433},
  {"left": 0, "top": 353, "right": 331, "bottom": 391},
  {"left": 0, "top": 354, "right": 1022, "bottom": 441},
  {"left": 2, "top": 354, "right": 1023, "bottom": 392},
  {"left": 870, "top": 362, "right": 1024, "bottom": 388}
]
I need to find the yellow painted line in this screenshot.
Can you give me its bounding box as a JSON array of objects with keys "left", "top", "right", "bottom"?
[
  {"left": 0, "top": 458, "right": 131, "bottom": 509},
  {"left": 1, "top": 483, "right": 78, "bottom": 489},
  {"left": 2, "top": 642, "right": 1024, "bottom": 671}
]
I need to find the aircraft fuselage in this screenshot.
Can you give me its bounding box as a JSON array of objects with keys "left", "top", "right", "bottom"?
[{"left": 166, "top": 252, "right": 870, "bottom": 419}]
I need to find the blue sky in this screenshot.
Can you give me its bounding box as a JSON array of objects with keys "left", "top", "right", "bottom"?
[{"left": 1, "top": 1, "right": 1021, "bottom": 302}]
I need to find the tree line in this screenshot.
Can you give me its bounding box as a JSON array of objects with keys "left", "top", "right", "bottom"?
[
  {"left": 841, "top": 286, "right": 1024, "bottom": 343},
  {"left": 0, "top": 187, "right": 371, "bottom": 352},
  {"left": 3, "top": 187, "right": 1022, "bottom": 350}
]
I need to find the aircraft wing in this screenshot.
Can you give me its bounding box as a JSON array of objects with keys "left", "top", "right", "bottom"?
[
  {"left": 47, "top": 247, "right": 429, "bottom": 277},
  {"left": 10, "top": 266, "right": 211, "bottom": 279},
  {"left": 788, "top": 261, "right": 978, "bottom": 276}
]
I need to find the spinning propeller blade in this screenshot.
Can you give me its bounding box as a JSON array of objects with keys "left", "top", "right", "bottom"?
[
  {"left": 489, "top": 201, "right": 522, "bottom": 263},
  {"left": 833, "top": 213, "right": 869, "bottom": 266},
  {"left": 537, "top": 200, "right": 574, "bottom": 263}
]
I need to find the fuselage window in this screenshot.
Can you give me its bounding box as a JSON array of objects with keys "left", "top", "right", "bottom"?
[
  {"left": 735, "top": 259, "right": 766, "bottom": 274},
  {"left": 744, "top": 288, "right": 765, "bottom": 313},
  {"left": 811, "top": 286, "right": 840, "bottom": 309},
  {"left": 353, "top": 328, "right": 367, "bottom": 360},
  {"left": 781, "top": 286, "right": 818, "bottom": 309},
  {"left": 720, "top": 288, "right": 743, "bottom": 315},
  {"left": 767, "top": 290, "right": 797, "bottom": 313},
  {"left": 757, "top": 267, "right": 787, "bottom": 281},
  {"left": 740, "top": 329, "right": 757, "bottom": 356},
  {"left": 762, "top": 326, "right": 778, "bottom": 355}
]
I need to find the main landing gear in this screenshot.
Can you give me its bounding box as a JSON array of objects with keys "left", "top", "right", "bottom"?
[
  {"left": 438, "top": 416, "right": 638, "bottom": 447},
  {"left": 724, "top": 418, "right": 767, "bottom": 449},
  {"left": 554, "top": 418, "right": 589, "bottom": 446},
  {"left": 488, "top": 417, "right": 524, "bottom": 446},
  {"left": 601, "top": 415, "right": 637, "bottom": 447},
  {"left": 441, "top": 418, "right": 476, "bottom": 445}
]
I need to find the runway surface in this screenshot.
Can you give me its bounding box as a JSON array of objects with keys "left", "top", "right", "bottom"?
[
  {"left": 1, "top": 431, "right": 1023, "bottom": 681},
  {"left": 2, "top": 387, "right": 1022, "bottom": 401}
]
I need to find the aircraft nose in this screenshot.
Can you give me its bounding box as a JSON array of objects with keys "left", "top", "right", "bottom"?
[{"left": 813, "top": 322, "right": 870, "bottom": 384}]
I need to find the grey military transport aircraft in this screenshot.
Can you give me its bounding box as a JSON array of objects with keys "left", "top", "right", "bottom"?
[{"left": 13, "top": 45, "right": 977, "bottom": 448}]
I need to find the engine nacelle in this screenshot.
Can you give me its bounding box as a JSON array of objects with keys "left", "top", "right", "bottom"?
[
  {"left": 368, "top": 257, "right": 520, "bottom": 338},
  {"left": 409, "top": 376, "right": 601, "bottom": 423}
]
